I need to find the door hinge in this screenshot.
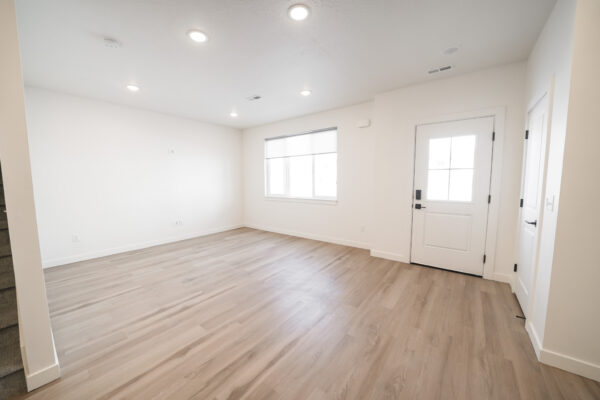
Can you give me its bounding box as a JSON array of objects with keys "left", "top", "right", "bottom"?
[
  {"left": 525, "top": 130, "right": 529, "bottom": 139},
  {"left": 488, "top": 195, "right": 491, "bottom": 204},
  {"left": 483, "top": 254, "right": 487, "bottom": 263},
  {"left": 514, "top": 264, "right": 518, "bottom": 272},
  {"left": 492, "top": 131, "right": 496, "bottom": 141},
  {"left": 520, "top": 198, "right": 524, "bottom": 208}
]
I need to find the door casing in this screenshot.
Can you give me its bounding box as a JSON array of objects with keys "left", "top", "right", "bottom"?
[{"left": 408, "top": 108, "right": 507, "bottom": 282}]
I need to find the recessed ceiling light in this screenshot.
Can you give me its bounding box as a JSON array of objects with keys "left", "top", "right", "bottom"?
[
  {"left": 288, "top": 4, "right": 310, "bottom": 21},
  {"left": 126, "top": 84, "right": 140, "bottom": 92},
  {"left": 230, "top": 111, "right": 238, "bottom": 118},
  {"left": 187, "top": 30, "right": 208, "bottom": 43},
  {"left": 300, "top": 89, "right": 312, "bottom": 96}
]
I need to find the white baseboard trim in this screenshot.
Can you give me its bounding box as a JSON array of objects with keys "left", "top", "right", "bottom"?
[
  {"left": 485, "top": 271, "right": 514, "bottom": 288},
  {"left": 25, "top": 361, "right": 60, "bottom": 391},
  {"left": 526, "top": 321, "right": 543, "bottom": 358},
  {"left": 243, "top": 223, "right": 370, "bottom": 250},
  {"left": 540, "top": 348, "right": 600, "bottom": 382},
  {"left": 42, "top": 224, "right": 244, "bottom": 268},
  {"left": 369, "top": 249, "right": 409, "bottom": 263},
  {"left": 526, "top": 321, "right": 600, "bottom": 382}
]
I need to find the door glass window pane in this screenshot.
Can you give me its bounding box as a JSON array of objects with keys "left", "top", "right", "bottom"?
[
  {"left": 427, "top": 170, "right": 449, "bottom": 200},
  {"left": 267, "top": 158, "right": 285, "bottom": 195},
  {"left": 289, "top": 155, "right": 313, "bottom": 197},
  {"left": 428, "top": 137, "right": 451, "bottom": 169},
  {"left": 314, "top": 154, "right": 337, "bottom": 198},
  {"left": 449, "top": 169, "right": 474, "bottom": 201},
  {"left": 450, "top": 135, "right": 476, "bottom": 168}
]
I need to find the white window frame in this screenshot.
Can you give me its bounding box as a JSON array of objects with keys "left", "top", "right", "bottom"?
[{"left": 264, "top": 128, "right": 338, "bottom": 203}]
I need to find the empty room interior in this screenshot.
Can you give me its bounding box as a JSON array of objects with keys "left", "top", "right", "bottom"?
[{"left": 1, "top": 0, "right": 600, "bottom": 398}]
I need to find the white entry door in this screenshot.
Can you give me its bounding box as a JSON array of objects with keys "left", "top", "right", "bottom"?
[
  {"left": 411, "top": 117, "right": 494, "bottom": 275},
  {"left": 515, "top": 95, "right": 548, "bottom": 315}
]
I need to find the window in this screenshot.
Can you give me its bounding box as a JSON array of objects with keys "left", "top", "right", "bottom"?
[
  {"left": 265, "top": 128, "right": 337, "bottom": 200},
  {"left": 427, "top": 135, "right": 476, "bottom": 202}
]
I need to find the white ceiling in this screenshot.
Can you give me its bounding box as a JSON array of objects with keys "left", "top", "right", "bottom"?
[{"left": 16, "top": 0, "right": 556, "bottom": 129}]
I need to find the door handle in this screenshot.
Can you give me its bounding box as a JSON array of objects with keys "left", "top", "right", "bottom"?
[{"left": 525, "top": 220, "right": 537, "bottom": 227}]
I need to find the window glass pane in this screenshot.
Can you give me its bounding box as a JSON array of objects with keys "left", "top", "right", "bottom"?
[
  {"left": 267, "top": 158, "right": 285, "bottom": 195},
  {"left": 314, "top": 154, "right": 337, "bottom": 198},
  {"left": 428, "top": 137, "right": 451, "bottom": 169},
  {"left": 427, "top": 170, "right": 449, "bottom": 200},
  {"left": 285, "top": 135, "right": 312, "bottom": 157},
  {"left": 450, "top": 135, "right": 476, "bottom": 168},
  {"left": 289, "top": 155, "right": 313, "bottom": 198},
  {"left": 313, "top": 130, "right": 337, "bottom": 154},
  {"left": 265, "top": 139, "right": 285, "bottom": 159},
  {"left": 449, "top": 169, "right": 474, "bottom": 201}
]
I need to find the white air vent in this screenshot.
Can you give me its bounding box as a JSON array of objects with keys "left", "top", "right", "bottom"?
[{"left": 428, "top": 65, "right": 453, "bottom": 75}]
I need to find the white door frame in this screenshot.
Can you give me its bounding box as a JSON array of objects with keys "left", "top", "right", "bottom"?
[
  {"left": 514, "top": 80, "right": 554, "bottom": 317},
  {"left": 408, "top": 107, "right": 506, "bottom": 282}
]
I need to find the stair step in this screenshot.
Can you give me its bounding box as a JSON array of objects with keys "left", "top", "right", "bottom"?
[
  {"left": 0, "top": 257, "right": 15, "bottom": 291},
  {"left": 0, "top": 288, "right": 18, "bottom": 330},
  {"left": 0, "top": 325, "right": 23, "bottom": 378},
  {"left": 0, "top": 369, "right": 27, "bottom": 398},
  {"left": 0, "top": 229, "right": 9, "bottom": 246},
  {"left": 0, "top": 203, "right": 6, "bottom": 229},
  {"left": 0, "top": 245, "right": 10, "bottom": 258}
]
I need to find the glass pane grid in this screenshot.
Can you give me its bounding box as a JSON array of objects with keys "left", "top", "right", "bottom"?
[
  {"left": 264, "top": 131, "right": 337, "bottom": 200},
  {"left": 426, "top": 135, "right": 476, "bottom": 202}
]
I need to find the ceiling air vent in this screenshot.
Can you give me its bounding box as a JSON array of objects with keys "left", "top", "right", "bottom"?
[
  {"left": 428, "top": 65, "right": 453, "bottom": 75},
  {"left": 246, "top": 95, "right": 262, "bottom": 101}
]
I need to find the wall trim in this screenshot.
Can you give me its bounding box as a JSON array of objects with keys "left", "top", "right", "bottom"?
[
  {"left": 539, "top": 348, "right": 600, "bottom": 382},
  {"left": 487, "top": 272, "right": 514, "bottom": 289},
  {"left": 369, "top": 249, "right": 409, "bottom": 263},
  {"left": 243, "top": 223, "right": 370, "bottom": 250},
  {"left": 42, "top": 224, "right": 244, "bottom": 268},
  {"left": 526, "top": 320, "right": 543, "bottom": 358},
  {"left": 526, "top": 320, "right": 600, "bottom": 382},
  {"left": 25, "top": 361, "right": 60, "bottom": 391}
]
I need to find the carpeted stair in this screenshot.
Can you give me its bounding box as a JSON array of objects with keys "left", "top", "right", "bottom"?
[{"left": 0, "top": 168, "right": 27, "bottom": 400}]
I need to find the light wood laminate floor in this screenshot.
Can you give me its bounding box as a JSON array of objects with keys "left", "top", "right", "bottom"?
[{"left": 18, "top": 228, "right": 600, "bottom": 399}]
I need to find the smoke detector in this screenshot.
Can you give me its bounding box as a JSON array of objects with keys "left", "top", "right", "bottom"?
[{"left": 104, "top": 38, "right": 122, "bottom": 48}]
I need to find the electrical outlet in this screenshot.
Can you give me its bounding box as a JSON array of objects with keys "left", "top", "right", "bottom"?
[{"left": 72, "top": 234, "right": 79, "bottom": 243}]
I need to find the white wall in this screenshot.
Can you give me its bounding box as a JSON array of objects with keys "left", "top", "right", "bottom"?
[
  {"left": 370, "top": 63, "right": 526, "bottom": 280},
  {"left": 24, "top": 88, "right": 243, "bottom": 267},
  {"left": 541, "top": 0, "right": 600, "bottom": 381},
  {"left": 243, "top": 63, "right": 526, "bottom": 282},
  {"left": 523, "top": 0, "right": 576, "bottom": 354},
  {"left": 243, "top": 102, "right": 374, "bottom": 249},
  {"left": 0, "top": 1, "right": 59, "bottom": 390}
]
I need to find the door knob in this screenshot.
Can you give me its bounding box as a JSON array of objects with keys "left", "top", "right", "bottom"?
[{"left": 525, "top": 220, "right": 537, "bottom": 227}]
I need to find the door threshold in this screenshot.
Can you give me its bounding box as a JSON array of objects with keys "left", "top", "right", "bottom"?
[{"left": 410, "top": 262, "right": 483, "bottom": 278}]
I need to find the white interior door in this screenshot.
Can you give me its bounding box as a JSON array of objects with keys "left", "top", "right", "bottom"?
[
  {"left": 411, "top": 117, "right": 494, "bottom": 275},
  {"left": 515, "top": 95, "right": 548, "bottom": 315}
]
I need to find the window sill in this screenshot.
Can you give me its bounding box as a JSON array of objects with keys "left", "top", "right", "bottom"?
[{"left": 264, "top": 196, "right": 338, "bottom": 206}]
